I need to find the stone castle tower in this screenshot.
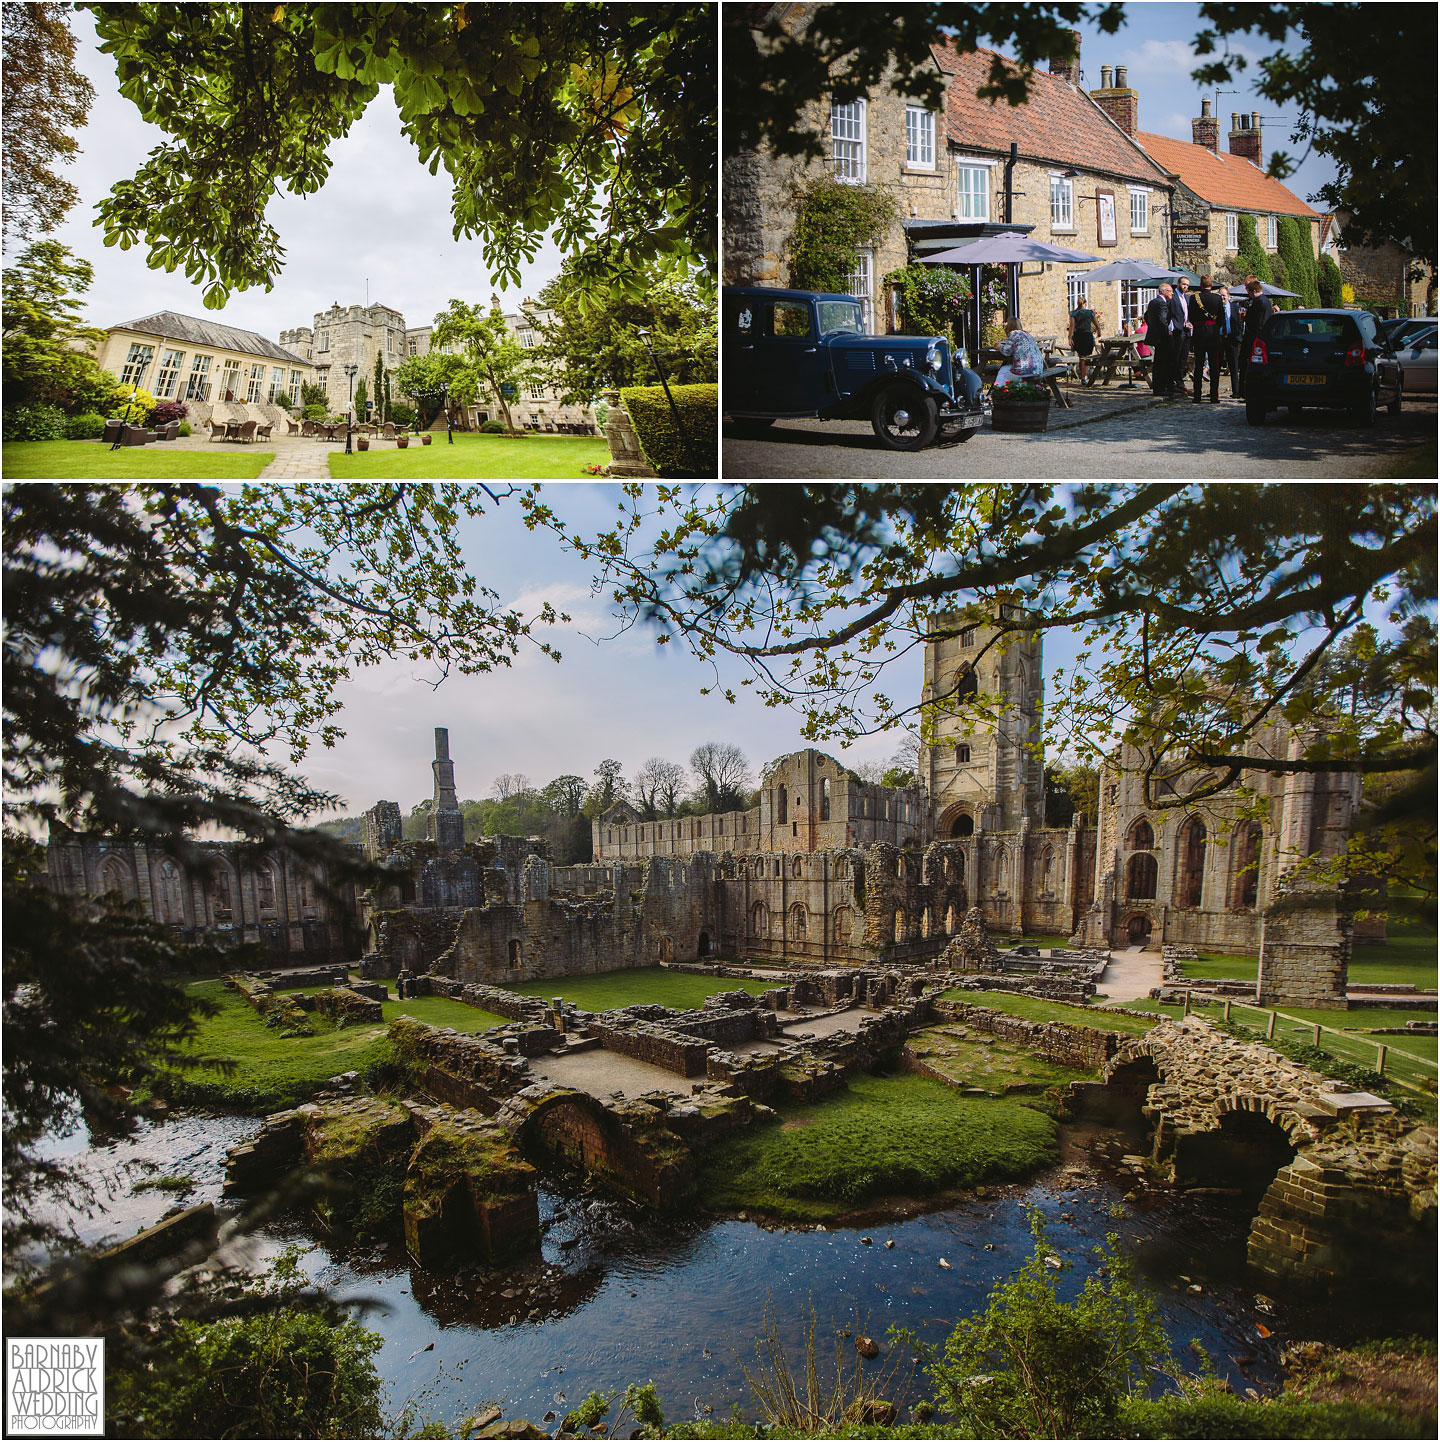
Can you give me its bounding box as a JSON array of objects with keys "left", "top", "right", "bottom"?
[
  {"left": 923, "top": 610, "right": 1045, "bottom": 836},
  {"left": 280, "top": 302, "right": 407, "bottom": 414}
]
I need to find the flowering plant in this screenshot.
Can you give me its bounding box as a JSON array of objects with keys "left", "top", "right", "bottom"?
[
  {"left": 580, "top": 463, "right": 608, "bottom": 475},
  {"left": 991, "top": 379, "right": 1050, "bottom": 403},
  {"left": 883, "top": 264, "right": 971, "bottom": 338}
]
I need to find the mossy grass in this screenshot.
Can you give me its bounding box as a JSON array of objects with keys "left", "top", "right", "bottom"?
[
  {"left": 693, "top": 1071, "right": 1059, "bottom": 1221},
  {"left": 941, "top": 989, "right": 1159, "bottom": 1036},
  {"left": 2, "top": 441, "right": 276, "bottom": 479},
  {"left": 151, "top": 982, "right": 506, "bottom": 1112},
  {"left": 501, "top": 965, "right": 773, "bottom": 1014},
  {"left": 906, "top": 1023, "right": 1097, "bottom": 1102}
]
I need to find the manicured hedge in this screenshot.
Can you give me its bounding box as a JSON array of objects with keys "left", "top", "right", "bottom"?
[
  {"left": 620, "top": 383, "right": 717, "bottom": 476},
  {"left": 63, "top": 412, "right": 108, "bottom": 440}
]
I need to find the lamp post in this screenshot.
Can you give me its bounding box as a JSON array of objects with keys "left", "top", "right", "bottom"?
[
  {"left": 634, "top": 328, "right": 690, "bottom": 468},
  {"left": 343, "top": 364, "right": 358, "bottom": 453}
]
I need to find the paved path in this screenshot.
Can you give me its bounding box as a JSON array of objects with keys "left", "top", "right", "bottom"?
[
  {"left": 724, "top": 395, "right": 1435, "bottom": 479},
  {"left": 258, "top": 438, "right": 339, "bottom": 479},
  {"left": 1097, "top": 948, "right": 1163, "bottom": 1003},
  {"left": 526, "top": 1047, "right": 688, "bottom": 1101}
]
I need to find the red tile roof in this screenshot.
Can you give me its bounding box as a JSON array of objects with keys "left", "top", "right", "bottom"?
[
  {"left": 1137, "top": 131, "right": 1319, "bottom": 218},
  {"left": 931, "top": 42, "right": 1172, "bottom": 187}
]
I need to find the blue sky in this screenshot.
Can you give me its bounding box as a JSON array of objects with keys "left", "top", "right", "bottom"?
[
  {"left": 303, "top": 482, "right": 1085, "bottom": 817},
  {"left": 1063, "top": 3, "right": 1338, "bottom": 209}
]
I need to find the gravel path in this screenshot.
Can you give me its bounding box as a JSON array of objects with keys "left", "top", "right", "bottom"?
[{"left": 724, "top": 395, "right": 1436, "bottom": 479}]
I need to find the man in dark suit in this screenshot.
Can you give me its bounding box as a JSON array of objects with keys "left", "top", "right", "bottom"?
[
  {"left": 1216, "top": 285, "right": 1244, "bottom": 396},
  {"left": 1170, "top": 276, "right": 1194, "bottom": 393},
  {"left": 1240, "top": 276, "right": 1274, "bottom": 400},
  {"left": 1144, "top": 284, "right": 1176, "bottom": 395},
  {"left": 1188, "top": 277, "right": 1226, "bottom": 402}
]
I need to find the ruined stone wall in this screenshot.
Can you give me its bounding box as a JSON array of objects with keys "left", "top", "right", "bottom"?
[{"left": 930, "top": 997, "right": 1120, "bottom": 1069}]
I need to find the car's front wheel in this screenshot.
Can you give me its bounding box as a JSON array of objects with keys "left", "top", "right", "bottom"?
[{"left": 870, "top": 385, "right": 937, "bottom": 450}]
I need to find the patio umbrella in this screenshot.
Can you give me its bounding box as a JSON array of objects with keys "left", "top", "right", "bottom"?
[
  {"left": 1132, "top": 268, "right": 1207, "bottom": 287},
  {"left": 1254, "top": 282, "right": 1301, "bottom": 297},
  {"left": 921, "top": 231, "right": 1103, "bottom": 265},
  {"left": 1074, "top": 257, "right": 1179, "bottom": 282}
]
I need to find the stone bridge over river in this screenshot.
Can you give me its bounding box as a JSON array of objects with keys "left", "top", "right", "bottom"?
[{"left": 1103, "top": 1016, "right": 1437, "bottom": 1292}]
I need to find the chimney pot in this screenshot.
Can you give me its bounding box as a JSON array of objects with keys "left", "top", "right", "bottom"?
[
  {"left": 1251, "top": 110, "right": 1261, "bottom": 129},
  {"left": 1047, "top": 29, "right": 1082, "bottom": 83},
  {"left": 1201, "top": 98, "right": 1211, "bottom": 117},
  {"left": 1115, "top": 65, "right": 1128, "bottom": 87},
  {"left": 1100, "top": 64, "right": 1114, "bottom": 88},
  {"left": 1231, "top": 111, "right": 1241, "bottom": 130}
]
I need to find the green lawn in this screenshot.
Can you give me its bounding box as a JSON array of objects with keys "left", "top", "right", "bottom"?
[
  {"left": 500, "top": 965, "right": 773, "bottom": 1013},
  {"left": 693, "top": 1071, "right": 1059, "bottom": 1221},
  {"left": 327, "top": 432, "right": 609, "bottom": 479},
  {"left": 1016, "top": 933, "right": 1074, "bottom": 950},
  {"left": 2, "top": 441, "right": 275, "bottom": 479},
  {"left": 942, "top": 988, "right": 1160, "bottom": 1036},
  {"left": 907, "top": 1023, "right": 1098, "bottom": 1093},
  {"left": 1350, "top": 924, "right": 1438, "bottom": 990},
  {"left": 154, "top": 981, "right": 506, "bottom": 1112},
  {"left": 1177, "top": 952, "right": 1261, "bottom": 982}
]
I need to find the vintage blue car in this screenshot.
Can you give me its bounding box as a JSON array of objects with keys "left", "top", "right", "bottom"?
[{"left": 723, "top": 286, "right": 984, "bottom": 450}]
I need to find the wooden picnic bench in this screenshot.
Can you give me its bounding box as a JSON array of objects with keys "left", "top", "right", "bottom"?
[{"left": 979, "top": 349, "right": 1074, "bottom": 409}]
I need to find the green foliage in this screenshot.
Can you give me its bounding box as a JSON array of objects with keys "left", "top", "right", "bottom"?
[
  {"left": 328, "top": 431, "right": 609, "bottom": 480},
  {"left": 1235, "top": 214, "right": 1275, "bottom": 285},
  {"left": 940, "top": 990, "right": 1158, "bottom": 1035},
  {"left": 535, "top": 261, "right": 718, "bottom": 401},
  {"left": 1, "top": 241, "right": 126, "bottom": 415},
  {"left": 432, "top": 297, "right": 534, "bottom": 433},
  {"left": 61, "top": 411, "right": 107, "bottom": 440},
  {"left": 620, "top": 382, "right": 717, "bottom": 475},
  {"left": 786, "top": 177, "right": 898, "bottom": 295},
  {"left": 908, "top": 1208, "right": 1170, "bottom": 1438},
  {"left": 884, "top": 264, "right": 971, "bottom": 339},
  {"left": 1045, "top": 761, "right": 1100, "bottom": 826},
  {"left": 389, "top": 401, "right": 416, "bottom": 428},
  {"left": 1118, "top": 1388, "right": 1433, "bottom": 1438},
  {"left": 107, "top": 1252, "right": 385, "bottom": 1439},
  {"left": 695, "top": 1072, "right": 1059, "bottom": 1220},
  {"left": 1276, "top": 216, "right": 1321, "bottom": 308},
  {"left": 1318, "top": 253, "right": 1344, "bottom": 307},
  {"left": 4, "top": 403, "right": 67, "bottom": 440},
  {"left": 85, "top": 4, "right": 715, "bottom": 305},
  {"left": 302, "top": 402, "right": 328, "bottom": 420},
  {"left": 177, "top": 421, "right": 192, "bottom": 437},
  {"left": 300, "top": 381, "right": 329, "bottom": 409},
  {"left": 505, "top": 965, "right": 770, "bottom": 1013},
  {"left": 481, "top": 418, "right": 506, "bottom": 433},
  {"left": 353, "top": 375, "right": 368, "bottom": 415}
]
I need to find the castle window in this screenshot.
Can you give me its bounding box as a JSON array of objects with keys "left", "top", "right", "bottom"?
[
  {"left": 154, "top": 859, "right": 186, "bottom": 925},
  {"left": 893, "top": 910, "right": 906, "bottom": 943},
  {"left": 1126, "top": 852, "right": 1157, "bottom": 900},
  {"left": 821, "top": 778, "right": 831, "bottom": 821},
  {"left": 750, "top": 901, "right": 769, "bottom": 938},
  {"left": 777, "top": 787, "right": 787, "bottom": 824},
  {"left": 956, "top": 744, "right": 971, "bottom": 763},
  {"left": 789, "top": 902, "right": 807, "bottom": 939},
  {"left": 951, "top": 814, "right": 974, "bottom": 838},
  {"left": 508, "top": 938, "right": 522, "bottom": 969},
  {"left": 209, "top": 866, "right": 232, "bottom": 920},
  {"left": 1128, "top": 818, "right": 1154, "bottom": 851},
  {"left": 1232, "top": 821, "right": 1262, "bottom": 909},
  {"left": 833, "top": 907, "right": 852, "bottom": 945},
  {"left": 959, "top": 627, "right": 976, "bottom": 647},
  {"left": 256, "top": 865, "right": 276, "bottom": 911},
  {"left": 954, "top": 669, "right": 977, "bottom": 701},
  {"left": 1177, "top": 817, "right": 1207, "bottom": 908}
]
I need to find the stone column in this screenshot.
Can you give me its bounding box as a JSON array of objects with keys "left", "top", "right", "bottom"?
[
  {"left": 603, "top": 391, "right": 657, "bottom": 478},
  {"left": 1256, "top": 876, "right": 1351, "bottom": 1008}
]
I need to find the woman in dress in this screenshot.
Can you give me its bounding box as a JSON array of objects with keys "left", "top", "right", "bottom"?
[
  {"left": 994, "top": 317, "right": 1044, "bottom": 389},
  {"left": 1068, "top": 297, "right": 1100, "bottom": 384}
]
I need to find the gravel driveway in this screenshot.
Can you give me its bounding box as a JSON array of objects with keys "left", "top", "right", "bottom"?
[{"left": 723, "top": 395, "right": 1436, "bottom": 479}]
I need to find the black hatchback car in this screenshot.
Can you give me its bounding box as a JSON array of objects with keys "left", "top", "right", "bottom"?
[{"left": 1244, "top": 309, "right": 1402, "bottom": 426}]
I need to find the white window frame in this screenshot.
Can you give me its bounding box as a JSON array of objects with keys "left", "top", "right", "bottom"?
[
  {"left": 1066, "top": 272, "right": 1090, "bottom": 313},
  {"left": 155, "top": 348, "right": 185, "bottom": 399},
  {"left": 289, "top": 370, "right": 303, "bottom": 404},
  {"left": 1225, "top": 211, "right": 1238, "bottom": 250},
  {"left": 1266, "top": 214, "right": 1277, "bottom": 249},
  {"left": 905, "top": 105, "right": 935, "bottom": 170},
  {"left": 845, "top": 249, "right": 874, "bottom": 330},
  {"left": 1049, "top": 173, "right": 1075, "bottom": 231},
  {"left": 1119, "top": 280, "right": 1146, "bottom": 332},
  {"left": 120, "top": 343, "right": 153, "bottom": 388},
  {"left": 527, "top": 383, "right": 545, "bottom": 402},
  {"left": 1128, "top": 187, "right": 1150, "bottom": 234},
  {"left": 956, "top": 160, "right": 991, "bottom": 220},
  {"left": 185, "top": 354, "right": 212, "bottom": 401},
  {"left": 246, "top": 363, "right": 265, "bottom": 404},
  {"left": 830, "top": 98, "right": 866, "bottom": 183},
  {"left": 318, "top": 330, "right": 330, "bottom": 352},
  {"left": 219, "top": 359, "right": 242, "bottom": 400}
]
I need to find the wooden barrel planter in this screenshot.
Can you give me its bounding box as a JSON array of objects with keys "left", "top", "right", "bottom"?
[
  {"left": 421, "top": 434, "right": 432, "bottom": 445},
  {"left": 990, "top": 400, "right": 1050, "bottom": 433}
]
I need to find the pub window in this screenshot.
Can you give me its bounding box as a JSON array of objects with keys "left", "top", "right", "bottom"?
[
  {"left": 830, "top": 99, "right": 865, "bottom": 182},
  {"left": 904, "top": 106, "right": 934, "bottom": 169}
]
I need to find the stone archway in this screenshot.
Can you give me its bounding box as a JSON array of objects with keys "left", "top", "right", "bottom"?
[
  {"left": 936, "top": 802, "right": 975, "bottom": 839},
  {"left": 1126, "top": 913, "right": 1152, "bottom": 945},
  {"left": 1173, "top": 1105, "right": 1298, "bottom": 1204},
  {"left": 697, "top": 930, "right": 711, "bottom": 958}
]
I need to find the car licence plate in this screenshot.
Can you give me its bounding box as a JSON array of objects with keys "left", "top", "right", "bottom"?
[
  {"left": 957, "top": 412, "right": 982, "bottom": 429},
  {"left": 1281, "top": 373, "right": 1326, "bottom": 386}
]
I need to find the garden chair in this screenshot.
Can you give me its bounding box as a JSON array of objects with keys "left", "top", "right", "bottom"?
[
  {"left": 301, "top": 419, "right": 316, "bottom": 437},
  {"left": 286, "top": 418, "right": 301, "bottom": 435},
  {"left": 233, "top": 419, "right": 258, "bottom": 443},
  {"left": 102, "top": 419, "right": 126, "bottom": 445},
  {"left": 120, "top": 425, "right": 150, "bottom": 446},
  {"left": 150, "top": 420, "right": 180, "bottom": 442},
  {"left": 382, "top": 421, "right": 396, "bottom": 439},
  {"left": 255, "top": 422, "right": 273, "bottom": 441},
  {"left": 209, "top": 418, "right": 229, "bottom": 441}
]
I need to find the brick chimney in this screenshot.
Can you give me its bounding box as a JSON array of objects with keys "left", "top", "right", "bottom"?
[
  {"left": 1090, "top": 65, "right": 1139, "bottom": 138},
  {"left": 1228, "top": 110, "right": 1262, "bottom": 164},
  {"left": 1047, "top": 28, "right": 1081, "bottom": 84},
  {"left": 1192, "top": 97, "right": 1218, "bottom": 152}
]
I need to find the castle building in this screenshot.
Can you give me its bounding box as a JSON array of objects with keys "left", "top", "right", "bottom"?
[{"left": 279, "top": 301, "right": 407, "bottom": 415}]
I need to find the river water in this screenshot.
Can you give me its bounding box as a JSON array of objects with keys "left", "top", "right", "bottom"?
[{"left": 33, "top": 1105, "right": 1433, "bottom": 1434}]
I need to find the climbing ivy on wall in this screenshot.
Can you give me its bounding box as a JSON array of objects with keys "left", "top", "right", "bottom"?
[
  {"left": 1234, "top": 214, "right": 1275, "bottom": 288},
  {"left": 1277, "top": 216, "right": 1321, "bottom": 308},
  {"left": 785, "top": 177, "right": 897, "bottom": 295}
]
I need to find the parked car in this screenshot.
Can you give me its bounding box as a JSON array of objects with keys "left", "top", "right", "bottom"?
[
  {"left": 723, "top": 286, "right": 984, "bottom": 450},
  {"left": 1245, "top": 309, "right": 1402, "bottom": 426},
  {"left": 1380, "top": 315, "right": 1436, "bottom": 348},
  {"left": 1395, "top": 323, "right": 1437, "bottom": 393}
]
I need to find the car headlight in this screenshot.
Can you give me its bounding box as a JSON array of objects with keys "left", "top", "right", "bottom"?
[{"left": 926, "top": 341, "right": 944, "bottom": 373}]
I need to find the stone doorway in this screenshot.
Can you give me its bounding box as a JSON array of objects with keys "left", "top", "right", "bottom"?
[
  {"left": 1126, "top": 913, "right": 1152, "bottom": 946},
  {"left": 697, "top": 930, "right": 711, "bottom": 958}
]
